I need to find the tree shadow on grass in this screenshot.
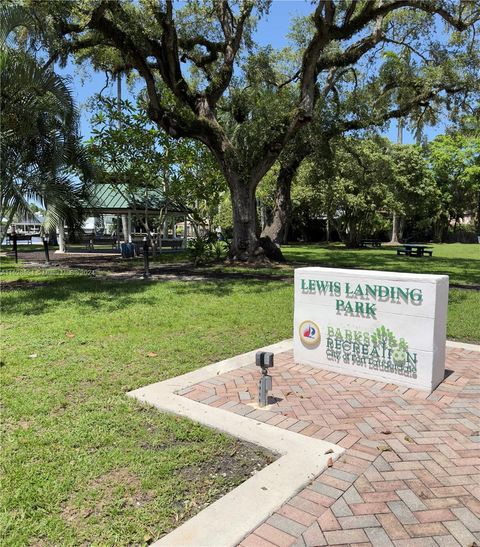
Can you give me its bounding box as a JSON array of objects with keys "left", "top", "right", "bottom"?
[
  {"left": 447, "top": 288, "right": 473, "bottom": 305},
  {"left": 1, "top": 277, "right": 155, "bottom": 316},
  {"left": 169, "top": 278, "right": 284, "bottom": 298},
  {"left": 1, "top": 276, "right": 279, "bottom": 316}
]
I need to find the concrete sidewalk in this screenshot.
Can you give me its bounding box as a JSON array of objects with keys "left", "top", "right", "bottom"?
[{"left": 182, "top": 344, "right": 480, "bottom": 547}]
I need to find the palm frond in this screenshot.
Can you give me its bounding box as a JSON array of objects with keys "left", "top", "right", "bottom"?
[
  {"left": 1, "top": 21, "right": 94, "bottom": 228},
  {"left": 0, "top": 4, "right": 33, "bottom": 47}
]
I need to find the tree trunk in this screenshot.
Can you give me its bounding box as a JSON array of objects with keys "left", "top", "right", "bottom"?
[
  {"left": 399, "top": 216, "right": 405, "bottom": 241},
  {"left": 261, "top": 160, "right": 296, "bottom": 245},
  {"left": 326, "top": 218, "right": 330, "bottom": 243},
  {"left": 229, "top": 182, "right": 257, "bottom": 260},
  {"left": 58, "top": 222, "right": 66, "bottom": 252},
  {"left": 390, "top": 211, "right": 400, "bottom": 244},
  {"left": 346, "top": 222, "right": 361, "bottom": 248},
  {"left": 229, "top": 181, "right": 284, "bottom": 262},
  {"left": 332, "top": 219, "right": 347, "bottom": 245}
]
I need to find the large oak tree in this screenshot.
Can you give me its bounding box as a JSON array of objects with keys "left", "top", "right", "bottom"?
[
  {"left": 31, "top": 0, "right": 479, "bottom": 259},
  {"left": 261, "top": 9, "right": 480, "bottom": 245}
]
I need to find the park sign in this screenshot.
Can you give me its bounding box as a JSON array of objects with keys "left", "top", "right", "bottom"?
[{"left": 293, "top": 267, "right": 449, "bottom": 392}]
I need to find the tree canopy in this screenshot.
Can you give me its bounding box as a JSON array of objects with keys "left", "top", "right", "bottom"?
[
  {"left": 87, "top": 93, "right": 226, "bottom": 227},
  {"left": 23, "top": 0, "right": 480, "bottom": 257},
  {"left": 429, "top": 132, "right": 480, "bottom": 234}
]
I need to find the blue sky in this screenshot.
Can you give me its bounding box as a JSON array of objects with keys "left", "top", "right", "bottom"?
[{"left": 59, "top": 0, "right": 445, "bottom": 145}]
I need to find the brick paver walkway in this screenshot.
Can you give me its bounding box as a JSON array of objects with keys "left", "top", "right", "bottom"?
[{"left": 180, "top": 347, "right": 480, "bottom": 546}]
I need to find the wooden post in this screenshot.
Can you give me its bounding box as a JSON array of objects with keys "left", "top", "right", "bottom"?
[
  {"left": 116, "top": 216, "right": 121, "bottom": 248},
  {"left": 390, "top": 118, "right": 403, "bottom": 245}
]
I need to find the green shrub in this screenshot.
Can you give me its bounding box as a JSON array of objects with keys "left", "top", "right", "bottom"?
[
  {"left": 211, "top": 240, "right": 228, "bottom": 260},
  {"left": 445, "top": 223, "right": 478, "bottom": 243},
  {"left": 188, "top": 234, "right": 229, "bottom": 264},
  {"left": 187, "top": 234, "right": 212, "bottom": 265}
]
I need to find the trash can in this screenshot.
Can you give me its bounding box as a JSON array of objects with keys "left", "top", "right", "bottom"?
[{"left": 120, "top": 242, "right": 136, "bottom": 258}]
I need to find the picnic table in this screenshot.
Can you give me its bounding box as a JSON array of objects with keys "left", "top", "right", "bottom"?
[
  {"left": 396, "top": 244, "right": 433, "bottom": 257},
  {"left": 359, "top": 239, "right": 382, "bottom": 248}
]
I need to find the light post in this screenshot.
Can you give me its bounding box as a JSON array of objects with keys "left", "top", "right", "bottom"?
[
  {"left": 143, "top": 237, "right": 150, "bottom": 278},
  {"left": 43, "top": 234, "right": 50, "bottom": 264},
  {"left": 11, "top": 226, "right": 18, "bottom": 263}
]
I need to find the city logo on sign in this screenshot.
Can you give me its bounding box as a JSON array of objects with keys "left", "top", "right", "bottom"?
[{"left": 299, "top": 320, "right": 321, "bottom": 348}]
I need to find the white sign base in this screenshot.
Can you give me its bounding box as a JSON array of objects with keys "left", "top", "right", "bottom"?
[{"left": 293, "top": 267, "right": 449, "bottom": 392}]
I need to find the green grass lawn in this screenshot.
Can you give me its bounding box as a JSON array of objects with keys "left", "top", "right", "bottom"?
[
  {"left": 0, "top": 244, "right": 53, "bottom": 252},
  {"left": 212, "top": 243, "right": 480, "bottom": 342},
  {"left": 281, "top": 243, "right": 480, "bottom": 286},
  {"left": 1, "top": 273, "right": 286, "bottom": 546},
  {"left": 279, "top": 243, "right": 480, "bottom": 342},
  {"left": 1, "top": 243, "right": 478, "bottom": 545}
]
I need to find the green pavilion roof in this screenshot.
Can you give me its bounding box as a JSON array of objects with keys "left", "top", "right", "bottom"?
[{"left": 83, "top": 184, "right": 190, "bottom": 214}]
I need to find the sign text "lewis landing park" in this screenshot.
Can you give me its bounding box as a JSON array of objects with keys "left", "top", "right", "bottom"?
[
  {"left": 299, "top": 279, "right": 424, "bottom": 319},
  {"left": 294, "top": 268, "right": 449, "bottom": 392}
]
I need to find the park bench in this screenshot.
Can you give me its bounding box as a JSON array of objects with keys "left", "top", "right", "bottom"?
[
  {"left": 7, "top": 234, "right": 32, "bottom": 244},
  {"left": 93, "top": 236, "right": 117, "bottom": 248},
  {"left": 161, "top": 238, "right": 184, "bottom": 249},
  {"left": 81, "top": 234, "right": 117, "bottom": 250},
  {"left": 396, "top": 244, "right": 433, "bottom": 257},
  {"left": 359, "top": 239, "right": 381, "bottom": 248},
  {"left": 132, "top": 238, "right": 184, "bottom": 253}
]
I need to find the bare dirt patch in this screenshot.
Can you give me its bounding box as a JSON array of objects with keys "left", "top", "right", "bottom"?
[
  {"left": 1, "top": 279, "right": 52, "bottom": 291},
  {"left": 62, "top": 468, "right": 155, "bottom": 526},
  {"left": 165, "top": 440, "right": 276, "bottom": 535},
  {"left": 62, "top": 441, "right": 275, "bottom": 543},
  {"left": 5, "top": 250, "right": 292, "bottom": 282},
  {"left": 177, "top": 439, "right": 275, "bottom": 482}
]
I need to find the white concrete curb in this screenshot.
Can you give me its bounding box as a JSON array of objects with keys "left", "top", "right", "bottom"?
[
  {"left": 128, "top": 339, "right": 344, "bottom": 547},
  {"left": 127, "top": 338, "right": 479, "bottom": 546},
  {"left": 446, "top": 340, "right": 480, "bottom": 352}
]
